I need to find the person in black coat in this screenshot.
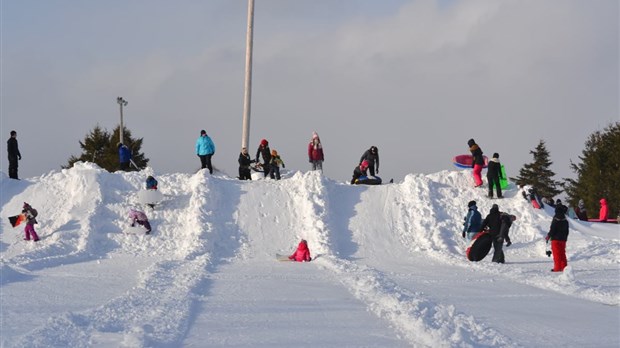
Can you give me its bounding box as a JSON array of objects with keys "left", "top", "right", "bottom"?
[
  {"left": 351, "top": 160, "right": 369, "bottom": 185},
  {"left": 546, "top": 209, "right": 569, "bottom": 272},
  {"left": 486, "top": 153, "right": 503, "bottom": 198},
  {"left": 238, "top": 147, "right": 255, "bottom": 180},
  {"left": 480, "top": 204, "right": 505, "bottom": 263},
  {"left": 359, "top": 146, "right": 379, "bottom": 177},
  {"left": 255, "top": 139, "right": 271, "bottom": 178},
  {"left": 499, "top": 213, "right": 516, "bottom": 247},
  {"left": 7, "top": 130, "right": 21, "bottom": 180}
]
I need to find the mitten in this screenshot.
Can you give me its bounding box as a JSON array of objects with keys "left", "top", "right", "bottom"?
[{"left": 545, "top": 235, "right": 550, "bottom": 242}]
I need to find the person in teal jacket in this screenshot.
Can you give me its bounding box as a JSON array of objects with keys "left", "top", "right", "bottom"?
[{"left": 196, "top": 130, "right": 215, "bottom": 174}]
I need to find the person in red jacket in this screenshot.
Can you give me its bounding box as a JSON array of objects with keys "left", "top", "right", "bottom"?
[
  {"left": 599, "top": 198, "right": 608, "bottom": 221},
  {"left": 308, "top": 131, "right": 324, "bottom": 172},
  {"left": 289, "top": 239, "right": 312, "bottom": 262}
]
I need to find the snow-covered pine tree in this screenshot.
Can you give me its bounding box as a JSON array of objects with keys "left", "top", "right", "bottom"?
[{"left": 511, "top": 140, "right": 562, "bottom": 199}]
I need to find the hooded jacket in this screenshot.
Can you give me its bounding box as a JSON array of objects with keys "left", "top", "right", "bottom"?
[
  {"left": 289, "top": 240, "right": 311, "bottom": 262},
  {"left": 599, "top": 198, "right": 608, "bottom": 221},
  {"left": 480, "top": 205, "right": 501, "bottom": 236},
  {"left": 547, "top": 212, "right": 569, "bottom": 241}
]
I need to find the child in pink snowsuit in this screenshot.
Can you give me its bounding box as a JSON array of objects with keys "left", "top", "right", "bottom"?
[
  {"left": 22, "top": 202, "right": 40, "bottom": 242},
  {"left": 289, "top": 239, "right": 312, "bottom": 262},
  {"left": 129, "top": 209, "right": 152, "bottom": 234}
]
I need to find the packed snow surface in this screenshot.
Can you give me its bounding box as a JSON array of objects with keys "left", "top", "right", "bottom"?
[{"left": 1, "top": 163, "right": 618, "bottom": 347}]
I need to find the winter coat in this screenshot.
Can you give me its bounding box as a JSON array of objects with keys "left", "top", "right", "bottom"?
[
  {"left": 308, "top": 139, "right": 324, "bottom": 162},
  {"left": 499, "top": 213, "right": 515, "bottom": 240},
  {"left": 195, "top": 135, "right": 215, "bottom": 156},
  {"left": 359, "top": 148, "right": 379, "bottom": 171},
  {"left": 118, "top": 145, "right": 132, "bottom": 163},
  {"left": 238, "top": 152, "right": 254, "bottom": 168},
  {"left": 599, "top": 198, "right": 608, "bottom": 221},
  {"left": 463, "top": 205, "right": 482, "bottom": 233},
  {"left": 22, "top": 205, "right": 38, "bottom": 226},
  {"left": 289, "top": 240, "right": 312, "bottom": 262},
  {"left": 351, "top": 165, "right": 368, "bottom": 184},
  {"left": 575, "top": 200, "right": 588, "bottom": 221},
  {"left": 547, "top": 213, "right": 569, "bottom": 241},
  {"left": 469, "top": 144, "right": 484, "bottom": 167},
  {"left": 7, "top": 137, "right": 20, "bottom": 161},
  {"left": 129, "top": 209, "right": 148, "bottom": 223},
  {"left": 146, "top": 176, "right": 158, "bottom": 190},
  {"left": 487, "top": 158, "right": 502, "bottom": 179},
  {"left": 480, "top": 205, "right": 502, "bottom": 237},
  {"left": 256, "top": 145, "right": 271, "bottom": 164},
  {"left": 270, "top": 155, "right": 285, "bottom": 168}
]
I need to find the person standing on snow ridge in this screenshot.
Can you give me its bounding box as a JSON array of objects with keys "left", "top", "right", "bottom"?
[
  {"left": 308, "top": 131, "right": 324, "bottom": 172},
  {"left": 289, "top": 239, "right": 312, "bottom": 262},
  {"left": 7, "top": 130, "right": 21, "bottom": 180},
  {"left": 269, "top": 149, "right": 285, "bottom": 180},
  {"left": 359, "top": 146, "right": 379, "bottom": 177},
  {"left": 467, "top": 138, "right": 484, "bottom": 187},
  {"left": 480, "top": 204, "right": 504, "bottom": 263},
  {"left": 462, "top": 200, "right": 482, "bottom": 241},
  {"left": 238, "top": 147, "right": 255, "bottom": 180},
  {"left": 599, "top": 198, "right": 608, "bottom": 221},
  {"left": 21, "top": 202, "right": 40, "bottom": 242},
  {"left": 351, "top": 160, "right": 369, "bottom": 185},
  {"left": 196, "top": 130, "right": 216, "bottom": 174},
  {"left": 255, "top": 139, "right": 271, "bottom": 178},
  {"left": 546, "top": 208, "right": 569, "bottom": 272},
  {"left": 486, "top": 153, "right": 503, "bottom": 198},
  {"left": 117, "top": 142, "right": 132, "bottom": 171}
]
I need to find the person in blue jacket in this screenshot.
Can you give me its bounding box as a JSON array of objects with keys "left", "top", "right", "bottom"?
[
  {"left": 118, "top": 143, "right": 132, "bottom": 171},
  {"left": 196, "top": 130, "right": 216, "bottom": 174},
  {"left": 462, "top": 200, "right": 482, "bottom": 241}
]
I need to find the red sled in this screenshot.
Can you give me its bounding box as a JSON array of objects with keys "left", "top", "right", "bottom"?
[
  {"left": 531, "top": 199, "right": 541, "bottom": 209},
  {"left": 453, "top": 155, "right": 489, "bottom": 169},
  {"left": 466, "top": 231, "right": 493, "bottom": 261}
]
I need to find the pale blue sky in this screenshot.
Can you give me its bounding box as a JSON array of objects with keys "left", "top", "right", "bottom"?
[{"left": 1, "top": 0, "right": 618, "bottom": 183}]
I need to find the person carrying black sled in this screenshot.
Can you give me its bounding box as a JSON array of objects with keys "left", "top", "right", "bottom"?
[
  {"left": 480, "top": 204, "right": 505, "bottom": 263},
  {"left": 486, "top": 153, "right": 503, "bottom": 198}
]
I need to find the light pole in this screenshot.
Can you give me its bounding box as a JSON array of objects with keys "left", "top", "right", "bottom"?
[
  {"left": 117, "top": 97, "right": 128, "bottom": 145},
  {"left": 241, "top": 0, "right": 254, "bottom": 150}
]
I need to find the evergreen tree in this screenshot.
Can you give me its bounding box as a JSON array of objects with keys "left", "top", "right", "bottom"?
[
  {"left": 64, "top": 125, "right": 149, "bottom": 172},
  {"left": 511, "top": 140, "right": 562, "bottom": 199},
  {"left": 564, "top": 122, "right": 620, "bottom": 217}
]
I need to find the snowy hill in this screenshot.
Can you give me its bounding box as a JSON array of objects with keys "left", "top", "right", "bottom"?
[{"left": 1, "top": 163, "right": 618, "bottom": 348}]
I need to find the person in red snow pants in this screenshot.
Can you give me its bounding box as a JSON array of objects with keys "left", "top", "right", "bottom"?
[
  {"left": 468, "top": 138, "right": 485, "bottom": 187},
  {"left": 546, "top": 210, "right": 569, "bottom": 272},
  {"left": 289, "top": 239, "right": 312, "bottom": 262}
]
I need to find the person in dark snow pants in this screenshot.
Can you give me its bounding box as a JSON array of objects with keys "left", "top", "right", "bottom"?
[
  {"left": 486, "top": 153, "right": 503, "bottom": 198},
  {"left": 359, "top": 146, "right": 379, "bottom": 177},
  {"left": 351, "top": 160, "right": 369, "bottom": 185},
  {"left": 256, "top": 139, "right": 271, "bottom": 178},
  {"left": 462, "top": 200, "right": 482, "bottom": 241},
  {"left": 480, "top": 204, "right": 504, "bottom": 263},
  {"left": 238, "top": 147, "right": 254, "bottom": 180}
]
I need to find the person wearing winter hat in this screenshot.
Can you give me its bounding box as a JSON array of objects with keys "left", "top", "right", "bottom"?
[
  {"left": 359, "top": 146, "right": 379, "bottom": 177},
  {"left": 308, "top": 131, "right": 324, "bottom": 172},
  {"left": 269, "top": 149, "right": 285, "bottom": 180},
  {"left": 575, "top": 199, "right": 588, "bottom": 221},
  {"left": 7, "top": 130, "right": 21, "bottom": 179},
  {"left": 462, "top": 200, "right": 482, "bottom": 241},
  {"left": 195, "top": 130, "right": 216, "bottom": 174},
  {"left": 21, "top": 202, "right": 40, "bottom": 242},
  {"left": 118, "top": 142, "right": 132, "bottom": 171},
  {"left": 486, "top": 153, "right": 503, "bottom": 198},
  {"left": 598, "top": 198, "right": 608, "bottom": 221},
  {"left": 255, "top": 139, "right": 271, "bottom": 177},
  {"left": 238, "top": 147, "right": 255, "bottom": 180},
  {"left": 480, "top": 204, "right": 505, "bottom": 263},
  {"left": 351, "top": 160, "right": 369, "bottom": 185},
  {"left": 546, "top": 207, "right": 569, "bottom": 272},
  {"left": 467, "top": 139, "right": 485, "bottom": 187},
  {"left": 288, "top": 239, "right": 312, "bottom": 262}
]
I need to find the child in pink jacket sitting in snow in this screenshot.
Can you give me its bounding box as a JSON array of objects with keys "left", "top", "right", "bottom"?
[{"left": 289, "top": 239, "right": 312, "bottom": 262}]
